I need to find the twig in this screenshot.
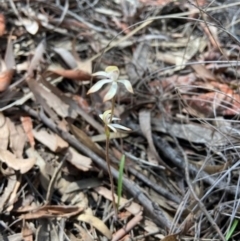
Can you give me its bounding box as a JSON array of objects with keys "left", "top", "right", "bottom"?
[{"left": 46, "top": 152, "right": 68, "bottom": 203}]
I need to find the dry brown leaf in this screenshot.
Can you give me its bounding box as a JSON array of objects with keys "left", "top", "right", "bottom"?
[
  {"left": 0, "top": 150, "right": 35, "bottom": 174},
  {"left": 21, "top": 116, "right": 35, "bottom": 148},
  {"left": 20, "top": 205, "right": 83, "bottom": 220},
  {"left": 68, "top": 147, "right": 92, "bottom": 171},
  {"left": 191, "top": 64, "right": 216, "bottom": 81},
  {"left": 0, "top": 13, "right": 5, "bottom": 36},
  {"left": 33, "top": 129, "right": 68, "bottom": 153},
  {"left": 0, "top": 113, "right": 9, "bottom": 150},
  {"left": 69, "top": 124, "right": 105, "bottom": 158},
  {"left": 48, "top": 66, "right": 92, "bottom": 81},
  {"left": 161, "top": 234, "right": 180, "bottom": 241},
  {"left": 95, "top": 186, "right": 142, "bottom": 215},
  {"left": 8, "top": 119, "right": 27, "bottom": 158},
  {"left": 77, "top": 214, "right": 112, "bottom": 239}
]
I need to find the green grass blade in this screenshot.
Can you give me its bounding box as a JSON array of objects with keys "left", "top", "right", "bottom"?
[
  {"left": 226, "top": 219, "right": 238, "bottom": 240},
  {"left": 117, "top": 154, "right": 125, "bottom": 209}
]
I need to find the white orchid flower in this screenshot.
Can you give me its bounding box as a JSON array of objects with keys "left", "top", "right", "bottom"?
[
  {"left": 99, "top": 110, "right": 131, "bottom": 133},
  {"left": 87, "top": 66, "right": 134, "bottom": 102}
]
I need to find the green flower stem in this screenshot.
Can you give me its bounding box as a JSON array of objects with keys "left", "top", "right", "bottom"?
[
  {"left": 105, "top": 124, "right": 118, "bottom": 219},
  {"left": 110, "top": 96, "right": 116, "bottom": 122}
]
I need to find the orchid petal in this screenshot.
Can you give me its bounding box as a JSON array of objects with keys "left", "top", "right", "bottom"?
[
  {"left": 103, "top": 82, "right": 118, "bottom": 102},
  {"left": 87, "top": 79, "right": 111, "bottom": 94},
  {"left": 118, "top": 79, "right": 134, "bottom": 93},
  {"left": 99, "top": 110, "right": 111, "bottom": 124},
  {"left": 105, "top": 66, "right": 119, "bottom": 73},
  {"left": 92, "top": 71, "right": 110, "bottom": 78},
  {"left": 111, "top": 123, "right": 131, "bottom": 131},
  {"left": 108, "top": 124, "right": 118, "bottom": 132},
  {"left": 105, "top": 66, "right": 119, "bottom": 81},
  {"left": 112, "top": 117, "right": 121, "bottom": 121}
]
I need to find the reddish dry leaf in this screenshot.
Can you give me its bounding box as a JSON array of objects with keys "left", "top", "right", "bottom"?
[
  {"left": 112, "top": 213, "right": 143, "bottom": 241},
  {"left": 187, "top": 82, "right": 240, "bottom": 116},
  {"left": 20, "top": 205, "right": 83, "bottom": 220},
  {"left": 48, "top": 66, "right": 92, "bottom": 81},
  {"left": 0, "top": 13, "right": 5, "bottom": 36},
  {"left": 21, "top": 116, "right": 35, "bottom": 148},
  {"left": 148, "top": 74, "right": 196, "bottom": 93},
  {"left": 0, "top": 150, "right": 36, "bottom": 174},
  {"left": 0, "top": 68, "right": 13, "bottom": 92},
  {"left": 187, "top": 92, "right": 224, "bottom": 117}
]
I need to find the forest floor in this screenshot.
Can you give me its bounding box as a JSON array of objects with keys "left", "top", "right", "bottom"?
[{"left": 1, "top": 0, "right": 240, "bottom": 240}]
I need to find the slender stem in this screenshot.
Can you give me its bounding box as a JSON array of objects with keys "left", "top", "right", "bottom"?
[
  {"left": 110, "top": 96, "right": 116, "bottom": 122},
  {"left": 105, "top": 125, "right": 118, "bottom": 219}
]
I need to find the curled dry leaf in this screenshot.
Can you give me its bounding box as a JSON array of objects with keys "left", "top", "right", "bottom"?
[
  {"left": 77, "top": 214, "right": 112, "bottom": 240},
  {"left": 0, "top": 150, "right": 35, "bottom": 174}
]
